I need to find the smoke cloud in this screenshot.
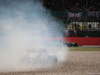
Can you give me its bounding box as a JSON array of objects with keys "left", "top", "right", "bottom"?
[{"left": 0, "top": 0, "right": 68, "bottom": 73}]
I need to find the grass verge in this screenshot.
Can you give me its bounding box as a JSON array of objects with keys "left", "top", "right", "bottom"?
[{"left": 69, "top": 47, "right": 100, "bottom": 51}]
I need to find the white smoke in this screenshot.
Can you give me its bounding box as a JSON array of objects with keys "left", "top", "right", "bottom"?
[{"left": 0, "top": 0, "right": 68, "bottom": 73}]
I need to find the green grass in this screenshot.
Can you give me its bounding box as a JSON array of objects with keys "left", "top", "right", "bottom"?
[{"left": 69, "top": 47, "right": 100, "bottom": 51}]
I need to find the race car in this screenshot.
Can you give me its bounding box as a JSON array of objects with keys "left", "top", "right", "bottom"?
[{"left": 21, "top": 48, "right": 57, "bottom": 65}]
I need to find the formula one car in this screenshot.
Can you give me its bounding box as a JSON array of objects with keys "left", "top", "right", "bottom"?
[{"left": 21, "top": 48, "right": 57, "bottom": 65}]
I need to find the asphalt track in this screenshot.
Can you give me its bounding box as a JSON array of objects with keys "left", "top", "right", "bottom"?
[{"left": 1, "top": 47, "right": 100, "bottom": 75}]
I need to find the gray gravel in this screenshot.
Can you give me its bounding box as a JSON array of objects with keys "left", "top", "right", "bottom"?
[{"left": 1, "top": 51, "right": 100, "bottom": 75}]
